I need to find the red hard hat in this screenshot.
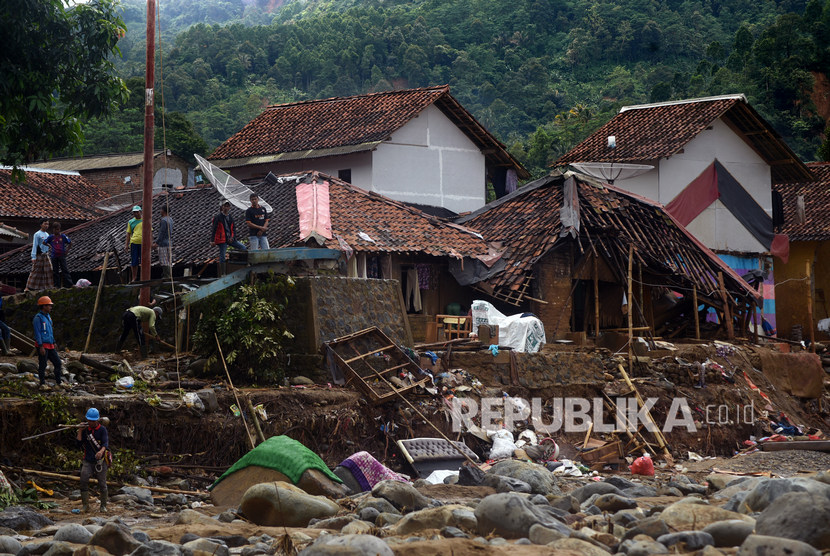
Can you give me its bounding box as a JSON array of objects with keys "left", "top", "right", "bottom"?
[{"left": 37, "top": 296, "right": 53, "bottom": 305}]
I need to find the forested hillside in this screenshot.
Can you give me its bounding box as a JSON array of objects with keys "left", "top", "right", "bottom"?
[{"left": 81, "top": 0, "right": 830, "bottom": 177}]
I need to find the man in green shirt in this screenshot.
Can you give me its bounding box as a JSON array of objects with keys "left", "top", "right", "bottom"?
[
  {"left": 125, "top": 206, "right": 143, "bottom": 283},
  {"left": 116, "top": 305, "right": 162, "bottom": 359}
]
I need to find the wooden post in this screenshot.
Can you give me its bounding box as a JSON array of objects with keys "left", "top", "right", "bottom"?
[
  {"left": 717, "top": 272, "right": 735, "bottom": 340},
  {"left": 84, "top": 252, "right": 109, "bottom": 353},
  {"left": 594, "top": 254, "right": 600, "bottom": 337},
  {"left": 807, "top": 259, "right": 816, "bottom": 353},
  {"left": 692, "top": 284, "right": 700, "bottom": 340},
  {"left": 215, "top": 333, "right": 256, "bottom": 450},
  {"left": 618, "top": 364, "right": 672, "bottom": 463},
  {"left": 627, "top": 244, "right": 634, "bottom": 373}
]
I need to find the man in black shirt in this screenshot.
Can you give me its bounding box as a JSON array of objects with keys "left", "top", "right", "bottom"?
[{"left": 245, "top": 193, "right": 270, "bottom": 250}]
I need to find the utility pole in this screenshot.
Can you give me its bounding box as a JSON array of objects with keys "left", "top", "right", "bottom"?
[{"left": 140, "top": 0, "right": 156, "bottom": 306}]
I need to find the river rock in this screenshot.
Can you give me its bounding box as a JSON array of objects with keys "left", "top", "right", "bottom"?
[
  {"left": 239, "top": 482, "right": 340, "bottom": 527},
  {"left": 42, "top": 541, "right": 74, "bottom": 556},
  {"left": 624, "top": 539, "right": 669, "bottom": 555},
  {"left": 660, "top": 500, "right": 755, "bottom": 530},
  {"left": 131, "top": 540, "right": 182, "bottom": 556},
  {"left": 604, "top": 477, "right": 636, "bottom": 490},
  {"left": 487, "top": 460, "right": 562, "bottom": 495},
  {"left": 528, "top": 523, "right": 567, "bottom": 545},
  {"left": 375, "top": 513, "right": 402, "bottom": 527},
  {"left": 475, "top": 493, "right": 572, "bottom": 539},
  {"left": 0, "top": 363, "right": 17, "bottom": 374},
  {"left": 0, "top": 506, "right": 53, "bottom": 531},
  {"left": 549, "top": 538, "right": 610, "bottom": 556},
  {"left": 341, "top": 520, "right": 374, "bottom": 534},
  {"left": 0, "top": 536, "right": 22, "bottom": 555},
  {"left": 621, "top": 517, "right": 670, "bottom": 541},
  {"left": 391, "top": 505, "right": 476, "bottom": 535},
  {"left": 53, "top": 523, "right": 93, "bottom": 544},
  {"left": 308, "top": 515, "right": 359, "bottom": 530},
  {"left": 88, "top": 522, "right": 144, "bottom": 556},
  {"left": 622, "top": 486, "right": 659, "bottom": 498},
  {"left": 371, "top": 480, "right": 431, "bottom": 512},
  {"left": 594, "top": 493, "right": 638, "bottom": 512},
  {"left": 740, "top": 478, "right": 830, "bottom": 514},
  {"left": 703, "top": 519, "right": 755, "bottom": 547},
  {"left": 182, "top": 539, "right": 229, "bottom": 556},
  {"left": 755, "top": 491, "right": 830, "bottom": 549},
  {"left": 481, "top": 474, "right": 532, "bottom": 493},
  {"left": 712, "top": 477, "right": 759, "bottom": 500},
  {"left": 737, "top": 534, "right": 820, "bottom": 556},
  {"left": 174, "top": 510, "right": 216, "bottom": 526},
  {"left": 548, "top": 495, "right": 580, "bottom": 513},
  {"left": 355, "top": 497, "right": 399, "bottom": 516},
  {"left": 656, "top": 531, "right": 714, "bottom": 550},
  {"left": 358, "top": 507, "right": 379, "bottom": 522},
  {"left": 570, "top": 482, "right": 621, "bottom": 503},
  {"left": 302, "top": 534, "right": 392, "bottom": 556},
  {"left": 120, "top": 487, "right": 154, "bottom": 506}
]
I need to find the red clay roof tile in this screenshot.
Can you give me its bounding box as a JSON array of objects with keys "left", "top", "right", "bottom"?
[
  {"left": 0, "top": 169, "right": 106, "bottom": 221},
  {"left": 775, "top": 162, "right": 830, "bottom": 241}
]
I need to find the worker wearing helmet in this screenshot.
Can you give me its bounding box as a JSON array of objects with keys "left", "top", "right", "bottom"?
[
  {"left": 116, "top": 304, "right": 163, "bottom": 359},
  {"left": 76, "top": 407, "right": 109, "bottom": 513},
  {"left": 33, "top": 296, "right": 63, "bottom": 388}
]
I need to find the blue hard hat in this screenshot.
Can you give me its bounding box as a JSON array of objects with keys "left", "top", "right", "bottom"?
[{"left": 85, "top": 408, "right": 100, "bottom": 421}]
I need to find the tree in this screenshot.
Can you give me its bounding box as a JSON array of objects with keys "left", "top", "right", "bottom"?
[{"left": 0, "top": 0, "right": 127, "bottom": 174}]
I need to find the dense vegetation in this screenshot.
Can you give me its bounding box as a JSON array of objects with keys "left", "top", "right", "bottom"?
[{"left": 81, "top": 0, "right": 830, "bottom": 177}]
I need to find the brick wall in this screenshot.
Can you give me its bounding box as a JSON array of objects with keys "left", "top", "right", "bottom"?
[{"left": 531, "top": 248, "right": 573, "bottom": 339}]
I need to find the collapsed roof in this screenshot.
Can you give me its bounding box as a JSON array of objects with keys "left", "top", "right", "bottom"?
[{"left": 456, "top": 171, "right": 759, "bottom": 307}]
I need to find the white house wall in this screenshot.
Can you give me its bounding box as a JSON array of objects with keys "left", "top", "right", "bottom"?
[
  {"left": 609, "top": 117, "right": 771, "bottom": 254},
  {"left": 228, "top": 151, "right": 373, "bottom": 187},
  {"left": 372, "top": 104, "right": 486, "bottom": 213}
]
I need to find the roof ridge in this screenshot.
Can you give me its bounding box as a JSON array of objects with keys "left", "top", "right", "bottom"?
[
  {"left": 265, "top": 85, "right": 450, "bottom": 110},
  {"left": 619, "top": 94, "right": 746, "bottom": 112}
]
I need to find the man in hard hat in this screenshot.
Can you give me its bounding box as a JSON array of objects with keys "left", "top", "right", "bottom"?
[
  {"left": 116, "top": 305, "right": 162, "bottom": 359},
  {"left": 33, "top": 296, "right": 63, "bottom": 388},
  {"left": 76, "top": 407, "right": 109, "bottom": 513},
  {"left": 125, "top": 206, "right": 143, "bottom": 283}
]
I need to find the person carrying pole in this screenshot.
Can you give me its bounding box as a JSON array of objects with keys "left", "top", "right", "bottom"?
[{"left": 76, "top": 407, "right": 109, "bottom": 513}]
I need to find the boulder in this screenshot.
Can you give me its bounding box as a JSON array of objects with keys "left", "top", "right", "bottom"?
[
  {"left": 656, "top": 531, "right": 714, "bottom": 550},
  {"left": 54, "top": 524, "right": 93, "bottom": 544},
  {"left": 119, "top": 487, "right": 154, "bottom": 507},
  {"left": 88, "top": 523, "right": 145, "bottom": 556},
  {"left": 73, "top": 546, "right": 115, "bottom": 556},
  {"left": 301, "top": 534, "right": 392, "bottom": 556},
  {"left": 355, "top": 497, "right": 399, "bottom": 516},
  {"left": 570, "top": 482, "right": 621, "bottom": 503},
  {"left": 621, "top": 517, "right": 670, "bottom": 541},
  {"left": 702, "top": 520, "right": 755, "bottom": 547},
  {"left": 211, "top": 466, "right": 347, "bottom": 507},
  {"left": 0, "top": 536, "right": 22, "bottom": 555},
  {"left": 548, "top": 538, "right": 611, "bottom": 556},
  {"left": 375, "top": 513, "right": 402, "bottom": 527},
  {"left": 391, "top": 505, "right": 476, "bottom": 535},
  {"left": 371, "top": 480, "right": 431, "bottom": 512},
  {"left": 181, "top": 539, "right": 229, "bottom": 556},
  {"left": 622, "top": 486, "right": 659, "bottom": 498},
  {"left": 741, "top": 478, "right": 830, "bottom": 514},
  {"left": 528, "top": 524, "right": 567, "bottom": 545},
  {"left": 340, "top": 521, "right": 374, "bottom": 535},
  {"left": 42, "top": 541, "right": 74, "bottom": 556},
  {"left": 660, "top": 501, "right": 755, "bottom": 531},
  {"left": 737, "top": 534, "right": 820, "bottom": 556},
  {"left": 604, "top": 477, "right": 636, "bottom": 490},
  {"left": 594, "top": 494, "right": 637, "bottom": 512},
  {"left": 239, "top": 482, "right": 340, "bottom": 527},
  {"left": 308, "top": 516, "right": 359, "bottom": 530},
  {"left": 624, "top": 539, "right": 669, "bottom": 555},
  {"left": 487, "top": 460, "right": 562, "bottom": 495},
  {"left": 129, "top": 540, "right": 182, "bottom": 556},
  {"left": 481, "top": 474, "right": 531, "bottom": 494},
  {"left": 174, "top": 510, "right": 216, "bottom": 526},
  {"left": 755, "top": 491, "right": 830, "bottom": 549},
  {"left": 474, "top": 493, "right": 572, "bottom": 539},
  {"left": 0, "top": 506, "right": 53, "bottom": 531}
]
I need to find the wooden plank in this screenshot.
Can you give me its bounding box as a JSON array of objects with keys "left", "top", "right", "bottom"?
[
  {"left": 627, "top": 244, "right": 634, "bottom": 373},
  {"left": 343, "top": 344, "right": 396, "bottom": 363},
  {"left": 692, "top": 284, "right": 700, "bottom": 340},
  {"left": 717, "top": 271, "right": 735, "bottom": 340},
  {"left": 807, "top": 259, "right": 815, "bottom": 353},
  {"left": 761, "top": 440, "right": 830, "bottom": 452},
  {"left": 245, "top": 247, "right": 341, "bottom": 265}
]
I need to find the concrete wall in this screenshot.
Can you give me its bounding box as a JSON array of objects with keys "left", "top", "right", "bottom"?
[
  {"left": 610, "top": 117, "right": 771, "bottom": 254},
  {"left": 226, "top": 151, "right": 374, "bottom": 188},
  {"left": 373, "top": 105, "right": 486, "bottom": 213},
  {"left": 80, "top": 156, "right": 192, "bottom": 198}
]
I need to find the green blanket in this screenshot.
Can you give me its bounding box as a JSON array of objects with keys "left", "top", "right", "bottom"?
[{"left": 210, "top": 435, "right": 342, "bottom": 489}]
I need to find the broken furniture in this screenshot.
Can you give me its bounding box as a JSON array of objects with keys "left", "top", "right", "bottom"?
[
  {"left": 325, "top": 327, "right": 430, "bottom": 404},
  {"left": 434, "top": 314, "right": 471, "bottom": 341},
  {"left": 397, "top": 437, "right": 480, "bottom": 478}
]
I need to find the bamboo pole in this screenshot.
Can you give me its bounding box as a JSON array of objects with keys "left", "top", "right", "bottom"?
[
  {"left": 245, "top": 395, "right": 267, "bottom": 444},
  {"left": 215, "top": 333, "right": 256, "bottom": 450},
  {"left": 2, "top": 467, "right": 202, "bottom": 495},
  {"left": 84, "top": 252, "right": 109, "bottom": 353},
  {"left": 692, "top": 284, "right": 701, "bottom": 340},
  {"left": 617, "top": 364, "right": 672, "bottom": 462},
  {"left": 807, "top": 259, "right": 816, "bottom": 353},
  {"left": 594, "top": 254, "right": 600, "bottom": 337},
  {"left": 627, "top": 244, "right": 634, "bottom": 373},
  {"left": 717, "top": 272, "right": 735, "bottom": 340}
]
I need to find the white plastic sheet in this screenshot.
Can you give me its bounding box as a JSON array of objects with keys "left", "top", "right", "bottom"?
[{"left": 471, "top": 300, "right": 546, "bottom": 353}]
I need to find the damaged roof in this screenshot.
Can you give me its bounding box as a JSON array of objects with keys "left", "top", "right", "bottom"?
[
  {"left": 29, "top": 151, "right": 172, "bottom": 172},
  {"left": 0, "top": 171, "right": 492, "bottom": 276},
  {"left": 208, "top": 85, "right": 528, "bottom": 178},
  {"left": 555, "top": 95, "right": 811, "bottom": 183},
  {"left": 457, "top": 171, "right": 758, "bottom": 305},
  {"left": 0, "top": 168, "right": 107, "bottom": 221},
  {"left": 775, "top": 162, "right": 830, "bottom": 241}
]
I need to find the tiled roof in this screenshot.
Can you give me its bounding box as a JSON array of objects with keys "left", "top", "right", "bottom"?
[
  {"left": 458, "top": 171, "right": 757, "bottom": 304},
  {"left": 0, "top": 171, "right": 492, "bottom": 276},
  {"left": 775, "top": 163, "right": 830, "bottom": 241},
  {"left": 0, "top": 168, "right": 107, "bottom": 221},
  {"left": 29, "top": 151, "right": 168, "bottom": 172},
  {"left": 556, "top": 95, "right": 811, "bottom": 183},
  {"left": 209, "top": 85, "right": 528, "bottom": 178}
]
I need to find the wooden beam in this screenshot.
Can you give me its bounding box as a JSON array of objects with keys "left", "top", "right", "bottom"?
[
  {"left": 692, "top": 284, "right": 701, "bottom": 340},
  {"left": 717, "top": 272, "right": 735, "bottom": 340},
  {"left": 808, "top": 259, "right": 816, "bottom": 353},
  {"left": 594, "top": 254, "right": 600, "bottom": 337},
  {"left": 628, "top": 244, "right": 634, "bottom": 373}
]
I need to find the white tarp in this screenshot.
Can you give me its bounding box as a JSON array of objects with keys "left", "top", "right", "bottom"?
[{"left": 471, "top": 300, "right": 546, "bottom": 353}]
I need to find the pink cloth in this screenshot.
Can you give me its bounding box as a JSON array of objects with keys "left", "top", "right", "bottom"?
[
  {"left": 339, "top": 451, "right": 408, "bottom": 490},
  {"left": 296, "top": 180, "right": 333, "bottom": 242}
]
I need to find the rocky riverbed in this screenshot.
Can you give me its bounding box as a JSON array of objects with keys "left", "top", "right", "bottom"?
[{"left": 2, "top": 456, "right": 829, "bottom": 556}]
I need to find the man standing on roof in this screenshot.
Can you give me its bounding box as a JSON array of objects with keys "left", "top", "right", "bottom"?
[
  {"left": 25, "top": 221, "right": 53, "bottom": 292},
  {"left": 33, "top": 296, "right": 64, "bottom": 389},
  {"left": 125, "top": 206, "right": 142, "bottom": 283},
  {"left": 116, "top": 305, "right": 163, "bottom": 359},
  {"left": 212, "top": 200, "right": 247, "bottom": 276},
  {"left": 152, "top": 205, "right": 173, "bottom": 281},
  {"left": 45, "top": 222, "right": 72, "bottom": 288},
  {"left": 76, "top": 407, "right": 109, "bottom": 513},
  {"left": 245, "top": 193, "right": 270, "bottom": 250}
]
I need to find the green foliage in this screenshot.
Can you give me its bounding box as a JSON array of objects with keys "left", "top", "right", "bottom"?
[
  {"left": 0, "top": 0, "right": 128, "bottom": 173},
  {"left": 34, "top": 394, "right": 73, "bottom": 427},
  {"left": 192, "top": 277, "right": 296, "bottom": 385},
  {"left": 108, "top": 447, "right": 142, "bottom": 480}
]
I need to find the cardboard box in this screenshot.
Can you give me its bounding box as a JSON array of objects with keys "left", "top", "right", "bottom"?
[{"left": 477, "top": 324, "right": 499, "bottom": 345}]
